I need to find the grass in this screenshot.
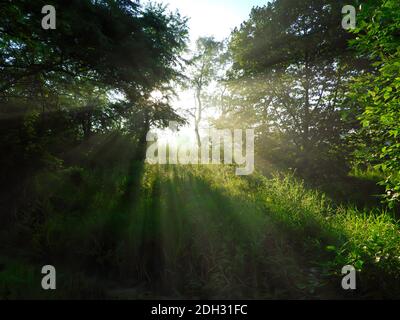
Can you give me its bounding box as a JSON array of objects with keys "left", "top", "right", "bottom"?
[
  {"left": 0, "top": 160, "right": 399, "bottom": 299},
  {"left": 201, "top": 167, "right": 400, "bottom": 298},
  {"left": 349, "top": 166, "right": 386, "bottom": 182}
]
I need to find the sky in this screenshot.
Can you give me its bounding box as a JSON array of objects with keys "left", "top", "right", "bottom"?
[{"left": 156, "top": 0, "right": 270, "bottom": 42}]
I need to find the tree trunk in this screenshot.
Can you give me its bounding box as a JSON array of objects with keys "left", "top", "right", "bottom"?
[
  {"left": 301, "top": 55, "right": 312, "bottom": 174},
  {"left": 136, "top": 111, "right": 150, "bottom": 162},
  {"left": 195, "top": 87, "right": 202, "bottom": 148}
]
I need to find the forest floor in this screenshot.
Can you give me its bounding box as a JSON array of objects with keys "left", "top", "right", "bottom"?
[
  {"left": 106, "top": 165, "right": 342, "bottom": 299},
  {"left": 1, "top": 157, "right": 399, "bottom": 299}
]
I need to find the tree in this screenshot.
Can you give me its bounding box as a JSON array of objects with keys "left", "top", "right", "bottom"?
[
  {"left": 350, "top": 0, "right": 400, "bottom": 206},
  {"left": 186, "top": 37, "right": 223, "bottom": 147},
  {"left": 0, "top": 0, "right": 189, "bottom": 154},
  {"left": 223, "top": 0, "right": 363, "bottom": 179},
  {"left": 0, "top": 0, "right": 189, "bottom": 218}
]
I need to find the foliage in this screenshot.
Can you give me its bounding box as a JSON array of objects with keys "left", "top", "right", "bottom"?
[
  {"left": 220, "top": 0, "right": 364, "bottom": 180},
  {"left": 0, "top": 0, "right": 189, "bottom": 222},
  {"left": 350, "top": 0, "right": 400, "bottom": 206}
]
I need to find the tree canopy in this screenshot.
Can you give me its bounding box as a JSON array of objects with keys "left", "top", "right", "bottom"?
[
  {"left": 350, "top": 0, "right": 400, "bottom": 206},
  {"left": 219, "top": 0, "right": 364, "bottom": 179}
]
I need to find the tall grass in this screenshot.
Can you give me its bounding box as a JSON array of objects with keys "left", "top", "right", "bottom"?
[
  {"left": 1, "top": 163, "right": 399, "bottom": 299},
  {"left": 200, "top": 166, "right": 400, "bottom": 298}
]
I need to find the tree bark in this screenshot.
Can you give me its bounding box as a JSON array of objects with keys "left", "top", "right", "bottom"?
[{"left": 195, "top": 87, "right": 202, "bottom": 148}]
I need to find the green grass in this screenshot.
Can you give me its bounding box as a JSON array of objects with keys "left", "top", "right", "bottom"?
[
  {"left": 349, "top": 166, "right": 385, "bottom": 182},
  {"left": 199, "top": 167, "right": 400, "bottom": 298},
  {"left": 1, "top": 163, "right": 399, "bottom": 299}
]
